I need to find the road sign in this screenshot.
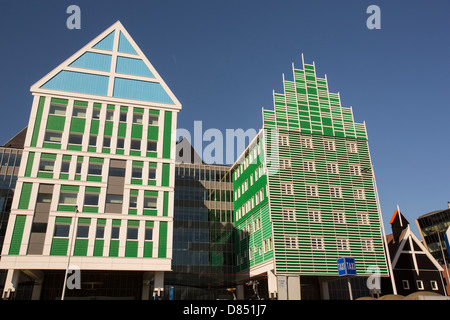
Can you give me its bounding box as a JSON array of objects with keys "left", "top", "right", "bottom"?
[{"left": 337, "top": 257, "right": 357, "bottom": 276}]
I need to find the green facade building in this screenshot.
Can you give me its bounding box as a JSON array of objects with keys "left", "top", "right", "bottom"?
[
  {"left": 232, "top": 56, "right": 389, "bottom": 299},
  {"left": 0, "top": 21, "right": 181, "bottom": 299}
]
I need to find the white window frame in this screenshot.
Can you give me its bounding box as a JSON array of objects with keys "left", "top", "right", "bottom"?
[
  {"left": 346, "top": 141, "right": 358, "bottom": 153},
  {"left": 330, "top": 186, "right": 343, "bottom": 198},
  {"left": 303, "top": 160, "right": 316, "bottom": 172},
  {"left": 337, "top": 238, "right": 350, "bottom": 251},
  {"left": 326, "top": 162, "right": 339, "bottom": 174},
  {"left": 402, "top": 280, "right": 410, "bottom": 290},
  {"left": 279, "top": 135, "right": 289, "bottom": 146},
  {"left": 282, "top": 208, "right": 296, "bottom": 221},
  {"left": 305, "top": 184, "right": 318, "bottom": 197},
  {"left": 279, "top": 158, "right": 292, "bottom": 170},
  {"left": 357, "top": 213, "right": 370, "bottom": 225},
  {"left": 324, "top": 140, "right": 336, "bottom": 151},
  {"left": 281, "top": 183, "right": 294, "bottom": 195},
  {"left": 349, "top": 164, "right": 361, "bottom": 176},
  {"left": 430, "top": 280, "right": 438, "bottom": 291},
  {"left": 361, "top": 239, "right": 374, "bottom": 252},
  {"left": 311, "top": 237, "right": 325, "bottom": 250},
  {"left": 333, "top": 212, "right": 346, "bottom": 224},
  {"left": 285, "top": 236, "right": 298, "bottom": 249},
  {"left": 353, "top": 188, "right": 366, "bottom": 200},
  {"left": 300, "top": 137, "right": 313, "bottom": 149},
  {"left": 416, "top": 280, "right": 424, "bottom": 290},
  {"left": 308, "top": 210, "right": 321, "bottom": 223}
]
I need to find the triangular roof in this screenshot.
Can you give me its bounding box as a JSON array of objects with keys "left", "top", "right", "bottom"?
[{"left": 31, "top": 21, "right": 181, "bottom": 109}]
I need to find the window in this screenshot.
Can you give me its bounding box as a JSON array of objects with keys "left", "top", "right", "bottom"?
[
  {"left": 416, "top": 280, "right": 424, "bottom": 290},
  {"left": 402, "top": 280, "right": 410, "bottom": 290},
  {"left": 39, "top": 159, "right": 55, "bottom": 172},
  {"left": 330, "top": 186, "right": 343, "bottom": 198},
  {"left": 145, "top": 227, "right": 153, "bottom": 241},
  {"left": 147, "top": 141, "right": 157, "bottom": 152},
  {"left": 117, "top": 138, "right": 125, "bottom": 149},
  {"left": 324, "top": 140, "right": 336, "bottom": 151},
  {"left": 279, "top": 158, "right": 291, "bottom": 170},
  {"left": 303, "top": 160, "right": 315, "bottom": 172},
  {"left": 60, "top": 160, "right": 70, "bottom": 173},
  {"left": 72, "top": 106, "right": 87, "bottom": 118},
  {"left": 127, "top": 227, "right": 139, "bottom": 240},
  {"left": 49, "top": 104, "right": 66, "bottom": 116},
  {"left": 44, "top": 131, "right": 62, "bottom": 143},
  {"left": 353, "top": 188, "right": 366, "bottom": 200},
  {"left": 361, "top": 239, "right": 374, "bottom": 252},
  {"left": 132, "top": 166, "right": 142, "bottom": 179},
  {"left": 311, "top": 237, "right": 324, "bottom": 250},
  {"left": 308, "top": 211, "right": 321, "bottom": 223},
  {"left": 282, "top": 208, "right": 295, "bottom": 221},
  {"left": 281, "top": 183, "right": 294, "bottom": 195},
  {"left": 264, "top": 237, "right": 273, "bottom": 252},
  {"left": 357, "top": 213, "right": 370, "bottom": 225},
  {"left": 346, "top": 142, "right": 358, "bottom": 153},
  {"left": 333, "top": 212, "right": 346, "bottom": 224},
  {"left": 129, "top": 196, "right": 138, "bottom": 208},
  {"left": 349, "top": 165, "right": 361, "bottom": 176},
  {"left": 430, "top": 281, "right": 438, "bottom": 290},
  {"left": 106, "top": 110, "right": 114, "bottom": 121},
  {"left": 305, "top": 184, "right": 318, "bottom": 197},
  {"left": 279, "top": 135, "right": 289, "bottom": 146},
  {"left": 133, "top": 113, "right": 143, "bottom": 124},
  {"left": 103, "top": 136, "right": 111, "bottom": 148},
  {"left": 96, "top": 226, "right": 105, "bottom": 239},
  {"left": 92, "top": 108, "right": 101, "bottom": 120},
  {"left": 109, "top": 167, "right": 125, "bottom": 177},
  {"left": 69, "top": 133, "right": 83, "bottom": 145},
  {"left": 111, "top": 226, "right": 120, "bottom": 239},
  {"left": 120, "top": 111, "right": 127, "bottom": 122},
  {"left": 285, "top": 236, "right": 297, "bottom": 249},
  {"left": 106, "top": 194, "right": 123, "bottom": 204},
  {"left": 327, "top": 162, "right": 339, "bottom": 174},
  {"left": 89, "top": 135, "right": 97, "bottom": 147},
  {"left": 54, "top": 224, "right": 70, "bottom": 238},
  {"left": 59, "top": 192, "right": 77, "bottom": 205},
  {"left": 149, "top": 115, "right": 159, "bottom": 126},
  {"left": 37, "top": 193, "right": 52, "bottom": 203},
  {"left": 143, "top": 197, "right": 157, "bottom": 209},
  {"left": 149, "top": 168, "right": 156, "bottom": 180},
  {"left": 88, "top": 163, "right": 102, "bottom": 176},
  {"left": 77, "top": 225, "right": 89, "bottom": 238},
  {"left": 300, "top": 137, "right": 313, "bottom": 149},
  {"left": 337, "top": 238, "right": 350, "bottom": 251},
  {"left": 131, "top": 139, "right": 141, "bottom": 150}
]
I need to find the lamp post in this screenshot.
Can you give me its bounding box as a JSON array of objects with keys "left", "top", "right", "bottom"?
[{"left": 361, "top": 165, "right": 397, "bottom": 295}]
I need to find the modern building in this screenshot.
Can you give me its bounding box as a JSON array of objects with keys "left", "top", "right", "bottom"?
[
  {"left": 0, "top": 21, "right": 181, "bottom": 300},
  {"left": 163, "top": 138, "right": 236, "bottom": 300},
  {"left": 381, "top": 210, "right": 446, "bottom": 296},
  {"left": 416, "top": 206, "right": 450, "bottom": 264},
  {"left": 231, "top": 56, "right": 390, "bottom": 300}
]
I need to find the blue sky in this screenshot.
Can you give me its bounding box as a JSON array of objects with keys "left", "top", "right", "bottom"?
[{"left": 0, "top": 0, "right": 449, "bottom": 236}]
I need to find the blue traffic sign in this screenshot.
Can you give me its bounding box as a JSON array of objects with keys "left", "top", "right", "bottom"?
[{"left": 337, "top": 257, "right": 357, "bottom": 276}]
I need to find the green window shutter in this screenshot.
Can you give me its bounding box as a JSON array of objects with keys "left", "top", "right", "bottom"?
[
  {"left": 109, "top": 240, "right": 119, "bottom": 257},
  {"left": 163, "top": 191, "right": 169, "bottom": 217},
  {"left": 50, "top": 238, "right": 69, "bottom": 256},
  {"left": 24, "top": 152, "right": 35, "bottom": 177},
  {"left": 125, "top": 241, "right": 138, "bottom": 257},
  {"left": 73, "top": 239, "right": 89, "bottom": 256},
  {"left": 158, "top": 221, "right": 168, "bottom": 258},
  {"left": 18, "top": 183, "right": 33, "bottom": 210},
  {"left": 8, "top": 215, "right": 27, "bottom": 255},
  {"left": 30, "top": 97, "right": 45, "bottom": 147},
  {"left": 162, "top": 111, "right": 172, "bottom": 159}
]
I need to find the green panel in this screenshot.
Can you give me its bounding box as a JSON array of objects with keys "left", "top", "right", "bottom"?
[
  {"left": 162, "top": 111, "right": 172, "bottom": 159},
  {"left": 67, "top": 145, "right": 82, "bottom": 151},
  {"left": 73, "top": 239, "right": 89, "bottom": 256},
  {"left": 74, "top": 100, "right": 88, "bottom": 107},
  {"left": 147, "top": 126, "right": 159, "bottom": 140},
  {"left": 143, "top": 241, "right": 153, "bottom": 258},
  {"left": 37, "top": 172, "right": 53, "bottom": 179},
  {"left": 131, "top": 124, "right": 143, "bottom": 139},
  {"left": 90, "top": 119, "right": 100, "bottom": 135},
  {"left": 125, "top": 241, "right": 138, "bottom": 257},
  {"left": 8, "top": 215, "right": 26, "bottom": 255},
  {"left": 109, "top": 240, "right": 119, "bottom": 257},
  {"left": 31, "top": 96, "right": 45, "bottom": 147},
  {"left": 24, "top": 152, "right": 35, "bottom": 177},
  {"left": 51, "top": 98, "right": 68, "bottom": 105},
  {"left": 104, "top": 121, "right": 113, "bottom": 136},
  {"left": 61, "top": 185, "right": 79, "bottom": 191},
  {"left": 46, "top": 115, "right": 66, "bottom": 131},
  {"left": 18, "top": 182, "right": 33, "bottom": 210},
  {"left": 118, "top": 122, "right": 127, "bottom": 137},
  {"left": 163, "top": 191, "right": 169, "bottom": 217},
  {"left": 70, "top": 117, "right": 86, "bottom": 133},
  {"left": 55, "top": 217, "right": 72, "bottom": 224},
  {"left": 50, "top": 238, "right": 69, "bottom": 256},
  {"left": 162, "top": 163, "right": 170, "bottom": 187},
  {"left": 93, "top": 240, "right": 104, "bottom": 256},
  {"left": 158, "top": 221, "right": 168, "bottom": 258}
]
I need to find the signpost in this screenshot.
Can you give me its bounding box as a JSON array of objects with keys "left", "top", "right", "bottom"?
[{"left": 337, "top": 257, "right": 357, "bottom": 300}]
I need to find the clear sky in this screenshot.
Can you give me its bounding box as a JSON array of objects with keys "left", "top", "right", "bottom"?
[{"left": 0, "top": 0, "right": 449, "bottom": 237}]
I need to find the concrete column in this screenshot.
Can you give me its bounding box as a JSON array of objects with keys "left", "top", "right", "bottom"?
[
  {"left": 277, "top": 275, "right": 287, "bottom": 300},
  {"left": 287, "top": 276, "right": 301, "bottom": 300},
  {"left": 236, "top": 284, "right": 244, "bottom": 300},
  {"left": 22, "top": 270, "right": 45, "bottom": 300},
  {"left": 320, "top": 279, "right": 330, "bottom": 300},
  {"left": 153, "top": 271, "right": 164, "bottom": 299},
  {"left": 142, "top": 271, "right": 152, "bottom": 300},
  {"left": 267, "top": 270, "right": 278, "bottom": 299},
  {"left": 2, "top": 269, "right": 20, "bottom": 300}
]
